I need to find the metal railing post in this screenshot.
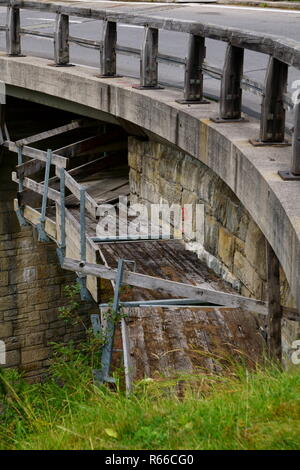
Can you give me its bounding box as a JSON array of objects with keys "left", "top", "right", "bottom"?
[
  {"left": 176, "top": 34, "right": 208, "bottom": 105},
  {"left": 278, "top": 102, "right": 300, "bottom": 180},
  {"left": 77, "top": 187, "right": 91, "bottom": 300},
  {"left": 212, "top": 44, "right": 244, "bottom": 122},
  {"left": 266, "top": 240, "right": 282, "bottom": 364},
  {"left": 133, "top": 26, "right": 163, "bottom": 90},
  {"left": 37, "top": 149, "right": 52, "bottom": 241},
  {"left": 6, "top": 4, "right": 22, "bottom": 56},
  {"left": 100, "top": 20, "right": 117, "bottom": 77},
  {"left": 80, "top": 187, "right": 86, "bottom": 263},
  {"left": 251, "top": 57, "right": 288, "bottom": 145},
  {"left": 56, "top": 167, "right": 66, "bottom": 265},
  {"left": 15, "top": 146, "right": 27, "bottom": 227},
  {"left": 60, "top": 168, "right": 66, "bottom": 253},
  {"left": 54, "top": 12, "right": 70, "bottom": 66},
  {"left": 17, "top": 146, "right": 23, "bottom": 193},
  {"left": 99, "top": 258, "right": 125, "bottom": 384}
]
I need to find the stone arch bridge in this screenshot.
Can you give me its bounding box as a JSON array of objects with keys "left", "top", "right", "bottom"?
[{"left": 0, "top": 0, "right": 300, "bottom": 386}]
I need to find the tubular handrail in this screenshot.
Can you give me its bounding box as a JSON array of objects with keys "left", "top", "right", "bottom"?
[{"left": 0, "top": 0, "right": 300, "bottom": 177}]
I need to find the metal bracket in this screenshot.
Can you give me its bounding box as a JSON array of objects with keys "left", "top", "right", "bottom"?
[
  {"left": 48, "top": 63, "right": 75, "bottom": 68},
  {"left": 249, "top": 139, "right": 291, "bottom": 147},
  {"left": 176, "top": 99, "right": 210, "bottom": 105},
  {"left": 211, "top": 116, "right": 248, "bottom": 124},
  {"left": 36, "top": 222, "right": 51, "bottom": 242},
  {"left": 76, "top": 275, "right": 93, "bottom": 302},
  {"left": 97, "top": 258, "right": 129, "bottom": 385},
  {"left": 96, "top": 74, "right": 122, "bottom": 79},
  {"left": 56, "top": 246, "right": 65, "bottom": 267},
  {"left": 278, "top": 170, "right": 300, "bottom": 181},
  {"left": 15, "top": 207, "right": 27, "bottom": 227},
  {"left": 91, "top": 313, "right": 102, "bottom": 335},
  {"left": 132, "top": 84, "right": 164, "bottom": 90}
]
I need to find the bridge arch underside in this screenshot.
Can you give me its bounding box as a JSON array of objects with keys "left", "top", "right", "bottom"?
[
  {"left": 0, "top": 55, "right": 300, "bottom": 377},
  {"left": 1, "top": 55, "right": 297, "bottom": 308}
]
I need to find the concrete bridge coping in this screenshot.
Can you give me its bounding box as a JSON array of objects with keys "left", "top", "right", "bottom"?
[{"left": 0, "top": 53, "right": 299, "bottom": 310}]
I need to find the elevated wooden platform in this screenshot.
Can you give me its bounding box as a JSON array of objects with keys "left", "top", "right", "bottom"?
[{"left": 5, "top": 117, "right": 296, "bottom": 386}]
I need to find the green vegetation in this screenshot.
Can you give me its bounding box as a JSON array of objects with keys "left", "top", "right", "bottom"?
[
  {"left": 0, "top": 283, "right": 298, "bottom": 450},
  {"left": 0, "top": 348, "right": 299, "bottom": 450}
]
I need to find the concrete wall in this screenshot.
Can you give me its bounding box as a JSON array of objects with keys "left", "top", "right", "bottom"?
[
  {"left": 0, "top": 153, "right": 97, "bottom": 382},
  {"left": 128, "top": 137, "right": 300, "bottom": 359}
]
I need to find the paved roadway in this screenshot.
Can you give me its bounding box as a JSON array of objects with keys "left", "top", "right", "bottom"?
[{"left": 0, "top": 1, "right": 299, "bottom": 121}]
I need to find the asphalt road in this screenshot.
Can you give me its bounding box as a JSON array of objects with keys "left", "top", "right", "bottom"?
[{"left": 0, "top": 2, "right": 299, "bottom": 122}]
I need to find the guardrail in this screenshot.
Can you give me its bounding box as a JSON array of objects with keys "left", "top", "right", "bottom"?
[{"left": 0, "top": 0, "right": 299, "bottom": 179}]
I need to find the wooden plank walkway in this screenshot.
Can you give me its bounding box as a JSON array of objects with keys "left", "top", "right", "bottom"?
[{"left": 5, "top": 119, "right": 298, "bottom": 381}]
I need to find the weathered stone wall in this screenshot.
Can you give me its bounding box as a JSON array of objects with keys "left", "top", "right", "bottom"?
[
  {"left": 128, "top": 137, "right": 300, "bottom": 360},
  {"left": 0, "top": 155, "right": 97, "bottom": 382}
]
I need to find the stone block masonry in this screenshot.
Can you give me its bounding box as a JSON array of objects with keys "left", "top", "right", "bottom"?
[
  {"left": 0, "top": 154, "right": 98, "bottom": 382},
  {"left": 128, "top": 137, "right": 300, "bottom": 361}
]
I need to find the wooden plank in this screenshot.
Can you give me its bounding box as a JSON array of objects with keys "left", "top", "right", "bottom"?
[
  {"left": 63, "top": 172, "right": 98, "bottom": 219},
  {"left": 4, "top": 141, "right": 68, "bottom": 169},
  {"left": 266, "top": 241, "right": 282, "bottom": 362},
  {"left": 62, "top": 258, "right": 268, "bottom": 315},
  {"left": 15, "top": 119, "right": 87, "bottom": 147},
  {"left": 12, "top": 172, "right": 61, "bottom": 203},
  {"left": 23, "top": 205, "right": 57, "bottom": 239},
  {"left": 121, "top": 317, "right": 133, "bottom": 395},
  {"left": 64, "top": 208, "right": 100, "bottom": 302},
  {"left": 68, "top": 153, "right": 126, "bottom": 179},
  {"left": 16, "top": 158, "right": 45, "bottom": 179},
  {"left": 53, "top": 131, "right": 127, "bottom": 158}
]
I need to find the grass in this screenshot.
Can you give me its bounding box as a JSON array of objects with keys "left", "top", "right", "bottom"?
[{"left": 0, "top": 344, "right": 299, "bottom": 450}]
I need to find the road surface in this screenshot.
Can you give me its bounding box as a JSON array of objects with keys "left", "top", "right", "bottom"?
[{"left": 0, "top": 2, "right": 299, "bottom": 121}]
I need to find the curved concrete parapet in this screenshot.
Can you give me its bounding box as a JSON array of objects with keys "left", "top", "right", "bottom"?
[{"left": 0, "top": 54, "right": 299, "bottom": 309}]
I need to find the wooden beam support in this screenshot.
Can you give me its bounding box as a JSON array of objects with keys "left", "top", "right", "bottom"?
[
  {"left": 100, "top": 20, "right": 117, "bottom": 77},
  {"left": 62, "top": 257, "right": 268, "bottom": 315},
  {"left": 53, "top": 132, "right": 127, "bottom": 158},
  {"left": 63, "top": 171, "right": 98, "bottom": 219},
  {"left": 15, "top": 119, "right": 88, "bottom": 147},
  {"left": 16, "top": 158, "right": 45, "bottom": 179},
  {"left": 3, "top": 141, "right": 68, "bottom": 168},
  {"left": 266, "top": 241, "right": 282, "bottom": 363},
  {"left": 6, "top": 5, "right": 21, "bottom": 56},
  {"left": 12, "top": 172, "right": 61, "bottom": 203},
  {"left": 219, "top": 44, "right": 244, "bottom": 120},
  {"left": 54, "top": 12, "right": 69, "bottom": 66},
  {"left": 259, "top": 57, "right": 288, "bottom": 143},
  {"left": 23, "top": 204, "right": 57, "bottom": 239}
]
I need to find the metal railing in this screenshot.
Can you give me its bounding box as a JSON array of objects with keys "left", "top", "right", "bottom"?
[{"left": 0, "top": 0, "right": 299, "bottom": 179}]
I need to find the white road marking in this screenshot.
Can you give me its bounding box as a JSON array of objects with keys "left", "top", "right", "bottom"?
[
  {"left": 185, "top": 3, "right": 300, "bottom": 14},
  {"left": 119, "top": 24, "right": 144, "bottom": 29},
  {"left": 25, "top": 17, "right": 84, "bottom": 23}
]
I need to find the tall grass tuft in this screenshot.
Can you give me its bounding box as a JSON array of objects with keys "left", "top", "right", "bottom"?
[{"left": 0, "top": 345, "right": 299, "bottom": 450}]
